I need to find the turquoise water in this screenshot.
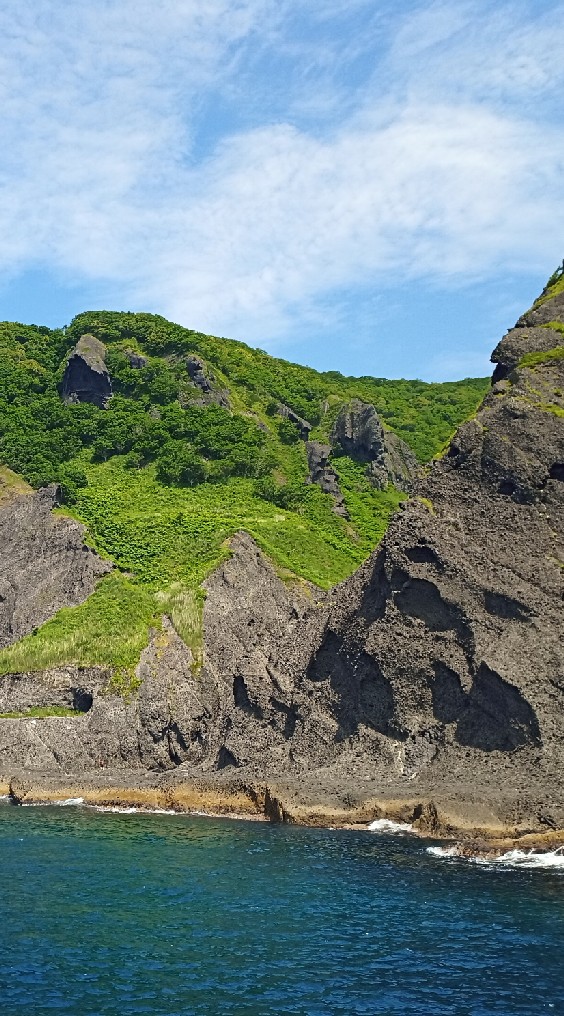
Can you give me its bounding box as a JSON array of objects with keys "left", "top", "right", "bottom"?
[{"left": 0, "top": 802, "right": 563, "bottom": 1015}]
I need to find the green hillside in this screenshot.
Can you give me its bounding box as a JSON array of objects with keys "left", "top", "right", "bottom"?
[{"left": 0, "top": 311, "right": 489, "bottom": 682}]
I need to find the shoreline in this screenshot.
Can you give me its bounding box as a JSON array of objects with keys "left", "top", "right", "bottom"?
[{"left": 2, "top": 768, "right": 564, "bottom": 860}]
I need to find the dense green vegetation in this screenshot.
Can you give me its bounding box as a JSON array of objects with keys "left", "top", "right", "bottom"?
[
  {"left": 532, "top": 260, "right": 564, "bottom": 310},
  {"left": 0, "top": 310, "right": 488, "bottom": 680}
]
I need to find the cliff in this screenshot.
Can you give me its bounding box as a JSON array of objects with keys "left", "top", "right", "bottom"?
[{"left": 0, "top": 279, "right": 562, "bottom": 838}]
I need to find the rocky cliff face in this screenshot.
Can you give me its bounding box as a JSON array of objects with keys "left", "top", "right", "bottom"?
[
  {"left": 62, "top": 334, "right": 112, "bottom": 408},
  {"left": 0, "top": 286, "right": 563, "bottom": 831},
  {"left": 332, "top": 400, "right": 420, "bottom": 490},
  {"left": 0, "top": 484, "right": 110, "bottom": 648}
]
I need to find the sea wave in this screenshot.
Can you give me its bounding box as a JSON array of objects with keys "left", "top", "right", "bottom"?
[
  {"left": 90, "top": 805, "right": 177, "bottom": 815},
  {"left": 427, "top": 845, "right": 564, "bottom": 869},
  {"left": 55, "top": 797, "right": 85, "bottom": 807},
  {"left": 368, "top": 818, "right": 414, "bottom": 834}
]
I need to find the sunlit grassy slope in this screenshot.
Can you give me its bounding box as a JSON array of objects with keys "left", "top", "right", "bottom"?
[{"left": 0, "top": 311, "right": 489, "bottom": 679}]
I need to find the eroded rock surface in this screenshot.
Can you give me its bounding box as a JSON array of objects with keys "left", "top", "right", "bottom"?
[
  {"left": 306, "top": 441, "right": 348, "bottom": 517},
  {"left": 0, "top": 485, "right": 111, "bottom": 648},
  {"left": 332, "top": 400, "right": 419, "bottom": 490},
  {"left": 276, "top": 404, "right": 312, "bottom": 441},
  {"left": 184, "top": 354, "right": 230, "bottom": 408},
  {"left": 61, "top": 334, "right": 112, "bottom": 408}
]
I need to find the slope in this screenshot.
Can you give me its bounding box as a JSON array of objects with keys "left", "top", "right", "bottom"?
[{"left": 0, "top": 310, "right": 487, "bottom": 680}]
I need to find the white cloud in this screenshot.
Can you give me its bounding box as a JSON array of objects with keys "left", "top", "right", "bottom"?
[{"left": 0, "top": 0, "right": 563, "bottom": 363}]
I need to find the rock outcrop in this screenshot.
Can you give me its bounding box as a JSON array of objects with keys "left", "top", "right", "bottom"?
[
  {"left": 184, "top": 354, "right": 230, "bottom": 408},
  {"left": 306, "top": 441, "right": 348, "bottom": 517},
  {"left": 0, "top": 484, "right": 111, "bottom": 648},
  {"left": 332, "top": 400, "right": 419, "bottom": 490},
  {"left": 61, "top": 334, "right": 112, "bottom": 408},
  {"left": 0, "top": 284, "right": 563, "bottom": 833},
  {"left": 124, "top": 349, "right": 147, "bottom": 369},
  {"left": 276, "top": 404, "right": 312, "bottom": 441}
]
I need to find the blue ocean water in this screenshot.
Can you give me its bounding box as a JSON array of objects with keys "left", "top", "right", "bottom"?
[{"left": 0, "top": 801, "right": 563, "bottom": 1015}]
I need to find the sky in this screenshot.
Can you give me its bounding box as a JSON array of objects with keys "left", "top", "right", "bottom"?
[{"left": 0, "top": 0, "right": 563, "bottom": 382}]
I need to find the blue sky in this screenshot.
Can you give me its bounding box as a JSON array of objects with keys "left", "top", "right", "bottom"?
[{"left": 0, "top": 0, "right": 563, "bottom": 381}]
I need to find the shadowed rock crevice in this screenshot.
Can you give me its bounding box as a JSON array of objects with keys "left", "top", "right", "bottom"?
[
  {"left": 431, "top": 661, "right": 541, "bottom": 753},
  {"left": 456, "top": 665, "right": 541, "bottom": 752},
  {"left": 357, "top": 555, "right": 391, "bottom": 624},
  {"left": 484, "top": 591, "right": 531, "bottom": 621},
  {"left": 393, "top": 574, "right": 470, "bottom": 638},
  {"left": 216, "top": 746, "right": 239, "bottom": 769},
  {"left": 233, "top": 674, "right": 263, "bottom": 719},
  {"left": 405, "top": 544, "right": 444, "bottom": 570},
  {"left": 72, "top": 689, "right": 93, "bottom": 712},
  {"left": 306, "top": 632, "right": 395, "bottom": 737},
  {"left": 430, "top": 663, "right": 468, "bottom": 724}
]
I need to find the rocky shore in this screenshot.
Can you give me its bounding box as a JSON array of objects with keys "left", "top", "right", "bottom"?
[
  {"left": 0, "top": 279, "right": 563, "bottom": 858},
  {"left": 2, "top": 764, "right": 563, "bottom": 861}
]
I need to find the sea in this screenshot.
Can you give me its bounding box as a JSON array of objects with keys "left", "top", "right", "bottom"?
[{"left": 1, "top": 799, "right": 563, "bottom": 1015}]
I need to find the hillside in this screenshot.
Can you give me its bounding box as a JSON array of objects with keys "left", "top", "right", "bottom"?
[
  {"left": 0, "top": 310, "right": 487, "bottom": 681},
  {"left": 0, "top": 272, "right": 563, "bottom": 844}
]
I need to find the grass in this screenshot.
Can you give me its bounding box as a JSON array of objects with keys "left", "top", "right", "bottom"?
[
  {"left": 538, "top": 403, "right": 564, "bottom": 418},
  {"left": 0, "top": 456, "right": 406, "bottom": 681},
  {"left": 0, "top": 706, "right": 81, "bottom": 719},
  {"left": 0, "top": 572, "right": 158, "bottom": 678},
  {"left": 530, "top": 269, "right": 564, "bottom": 310},
  {"left": 0, "top": 465, "right": 32, "bottom": 504},
  {"left": 519, "top": 346, "right": 564, "bottom": 369},
  {"left": 543, "top": 321, "right": 564, "bottom": 336}
]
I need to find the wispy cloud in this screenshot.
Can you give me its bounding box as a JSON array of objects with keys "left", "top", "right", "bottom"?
[{"left": 0, "top": 0, "right": 563, "bottom": 374}]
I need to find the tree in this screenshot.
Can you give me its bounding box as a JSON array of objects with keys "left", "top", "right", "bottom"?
[{"left": 155, "top": 443, "right": 207, "bottom": 486}]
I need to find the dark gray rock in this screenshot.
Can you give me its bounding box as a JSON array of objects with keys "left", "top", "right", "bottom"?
[
  {"left": 276, "top": 404, "right": 312, "bottom": 441},
  {"left": 306, "top": 442, "right": 348, "bottom": 517},
  {"left": 516, "top": 284, "right": 564, "bottom": 329},
  {"left": 332, "top": 400, "right": 419, "bottom": 490},
  {"left": 184, "top": 355, "right": 230, "bottom": 408},
  {"left": 124, "top": 350, "right": 147, "bottom": 369},
  {"left": 0, "top": 485, "right": 111, "bottom": 648},
  {"left": 61, "top": 334, "right": 112, "bottom": 408}
]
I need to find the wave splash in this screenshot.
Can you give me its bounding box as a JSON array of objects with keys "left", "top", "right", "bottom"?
[
  {"left": 368, "top": 819, "right": 414, "bottom": 834},
  {"left": 428, "top": 845, "right": 564, "bottom": 869}
]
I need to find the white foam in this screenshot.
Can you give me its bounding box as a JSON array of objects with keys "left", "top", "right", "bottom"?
[
  {"left": 368, "top": 818, "right": 414, "bottom": 834},
  {"left": 55, "top": 797, "right": 84, "bottom": 807},
  {"left": 427, "top": 844, "right": 564, "bottom": 869},
  {"left": 92, "top": 805, "right": 139, "bottom": 814},
  {"left": 427, "top": 845, "right": 458, "bottom": 858},
  {"left": 480, "top": 847, "right": 564, "bottom": 869}
]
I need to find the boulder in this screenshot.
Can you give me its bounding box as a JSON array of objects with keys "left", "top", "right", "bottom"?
[
  {"left": 184, "top": 355, "right": 230, "bottom": 408},
  {"left": 62, "top": 334, "right": 112, "bottom": 408}
]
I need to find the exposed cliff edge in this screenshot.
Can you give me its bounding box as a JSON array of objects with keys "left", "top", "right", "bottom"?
[{"left": 0, "top": 283, "right": 563, "bottom": 840}]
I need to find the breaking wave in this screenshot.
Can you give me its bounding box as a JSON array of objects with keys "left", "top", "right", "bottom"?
[
  {"left": 368, "top": 819, "right": 414, "bottom": 834},
  {"left": 428, "top": 845, "right": 564, "bottom": 869}
]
